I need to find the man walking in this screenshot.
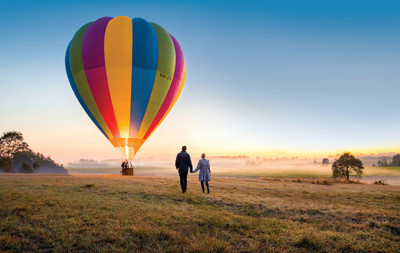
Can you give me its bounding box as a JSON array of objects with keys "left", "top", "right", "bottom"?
[{"left": 175, "top": 146, "right": 193, "bottom": 193}]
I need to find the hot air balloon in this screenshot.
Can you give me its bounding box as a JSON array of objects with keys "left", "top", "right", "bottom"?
[{"left": 65, "top": 16, "right": 186, "bottom": 160}]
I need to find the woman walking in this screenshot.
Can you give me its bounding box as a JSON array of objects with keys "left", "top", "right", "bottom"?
[{"left": 192, "top": 153, "right": 211, "bottom": 193}]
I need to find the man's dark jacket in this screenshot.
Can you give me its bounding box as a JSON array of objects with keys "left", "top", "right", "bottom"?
[{"left": 175, "top": 151, "right": 193, "bottom": 173}]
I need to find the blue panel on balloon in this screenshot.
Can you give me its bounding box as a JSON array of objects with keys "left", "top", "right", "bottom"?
[{"left": 129, "top": 17, "right": 158, "bottom": 137}]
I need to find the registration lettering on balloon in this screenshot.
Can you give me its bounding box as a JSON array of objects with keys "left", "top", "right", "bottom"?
[
  {"left": 65, "top": 16, "right": 186, "bottom": 160},
  {"left": 159, "top": 72, "right": 172, "bottom": 81}
]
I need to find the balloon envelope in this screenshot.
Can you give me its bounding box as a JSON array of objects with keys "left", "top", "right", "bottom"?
[{"left": 65, "top": 16, "right": 186, "bottom": 159}]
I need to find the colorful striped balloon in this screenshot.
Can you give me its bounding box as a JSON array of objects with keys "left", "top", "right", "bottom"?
[{"left": 65, "top": 16, "right": 186, "bottom": 160}]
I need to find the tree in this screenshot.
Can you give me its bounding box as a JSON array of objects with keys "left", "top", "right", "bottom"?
[
  {"left": 378, "top": 159, "right": 389, "bottom": 167},
  {"left": 0, "top": 131, "right": 65, "bottom": 173},
  {"left": 12, "top": 151, "right": 35, "bottom": 169},
  {"left": 322, "top": 158, "right": 329, "bottom": 165},
  {"left": 0, "top": 131, "right": 29, "bottom": 158},
  {"left": 332, "top": 152, "right": 364, "bottom": 180},
  {"left": 392, "top": 154, "right": 400, "bottom": 167},
  {"left": 0, "top": 157, "right": 13, "bottom": 173},
  {"left": 20, "top": 161, "right": 33, "bottom": 173}
]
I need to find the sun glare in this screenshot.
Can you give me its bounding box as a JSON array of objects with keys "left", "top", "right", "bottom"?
[{"left": 125, "top": 145, "right": 129, "bottom": 160}]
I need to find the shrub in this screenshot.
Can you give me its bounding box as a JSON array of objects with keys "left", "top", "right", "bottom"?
[
  {"left": 0, "top": 157, "right": 13, "bottom": 173},
  {"left": 20, "top": 161, "right": 33, "bottom": 173},
  {"left": 373, "top": 180, "right": 387, "bottom": 185},
  {"left": 33, "top": 161, "right": 40, "bottom": 170}
]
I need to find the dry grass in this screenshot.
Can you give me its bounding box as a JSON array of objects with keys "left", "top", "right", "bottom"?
[
  {"left": 0, "top": 174, "right": 399, "bottom": 252},
  {"left": 264, "top": 177, "right": 362, "bottom": 185}
]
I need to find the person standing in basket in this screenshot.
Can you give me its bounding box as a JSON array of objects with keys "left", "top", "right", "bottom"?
[
  {"left": 120, "top": 160, "right": 126, "bottom": 174},
  {"left": 175, "top": 146, "right": 193, "bottom": 193},
  {"left": 192, "top": 153, "right": 211, "bottom": 193}
]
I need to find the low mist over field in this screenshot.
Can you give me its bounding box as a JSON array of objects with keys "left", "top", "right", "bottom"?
[{"left": 65, "top": 153, "right": 400, "bottom": 185}]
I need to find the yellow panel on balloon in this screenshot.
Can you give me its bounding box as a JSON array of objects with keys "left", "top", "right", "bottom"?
[{"left": 104, "top": 16, "right": 133, "bottom": 138}]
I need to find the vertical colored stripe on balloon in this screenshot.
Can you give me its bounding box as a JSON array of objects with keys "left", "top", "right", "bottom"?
[
  {"left": 68, "top": 22, "right": 113, "bottom": 139},
  {"left": 146, "top": 62, "right": 186, "bottom": 140},
  {"left": 129, "top": 18, "right": 159, "bottom": 138},
  {"left": 143, "top": 34, "right": 185, "bottom": 139},
  {"left": 66, "top": 43, "right": 109, "bottom": 139},
  {"left": 171, "top": 62, "right": 186, "bottom": 108},
  {"left": 82, "top": 17, "right": 121, "bottom": 138},
  {"left": 137, "top": 22, "right": 176, "bottom": 139},
  {"left": 104, "top": 16, "right": 133, "bottom": 139}
]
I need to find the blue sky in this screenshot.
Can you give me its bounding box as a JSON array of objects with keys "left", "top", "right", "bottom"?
[{"left": 0, "top": 0, "right": 399, "bottom": 163}]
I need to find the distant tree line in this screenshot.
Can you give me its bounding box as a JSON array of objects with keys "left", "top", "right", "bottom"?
[
  {"left": 0, "top": 131, "right": 63, "bottom": 173},
  {"left": 377, "top": 154, "right": 400, "bottom": 167}
]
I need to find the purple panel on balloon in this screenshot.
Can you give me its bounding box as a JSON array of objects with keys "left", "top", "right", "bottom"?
[{"left": 81, "top": 17, "right": 121, "bottom": 138}]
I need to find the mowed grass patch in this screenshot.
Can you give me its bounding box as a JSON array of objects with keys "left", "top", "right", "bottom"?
[{"left": 0, "top": 174, "right": 399, "bottom": 252}]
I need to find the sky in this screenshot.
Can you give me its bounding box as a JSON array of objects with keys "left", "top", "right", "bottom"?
[{"left": 0, "top": 0, "right": 399, "bottom": 164}]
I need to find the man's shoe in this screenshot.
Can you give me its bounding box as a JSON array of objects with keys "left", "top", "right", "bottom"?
[{"left": 207, "top": 188, "right": 210, "bottom": 194}]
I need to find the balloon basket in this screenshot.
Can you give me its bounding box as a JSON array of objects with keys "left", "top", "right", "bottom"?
[
  {"left": 122, "top": 167, "right": 134, "bottom": 176},
  {"left": 121, "top": 161, "right": 134, "bottom": 176}
]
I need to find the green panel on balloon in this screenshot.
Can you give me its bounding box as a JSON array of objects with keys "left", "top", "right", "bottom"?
[
  {"left": 69, "top": 22, "right": 113, "bottom": 139},
  {"left": 137, "top": 22, "right": 176, "bottom": 138}
]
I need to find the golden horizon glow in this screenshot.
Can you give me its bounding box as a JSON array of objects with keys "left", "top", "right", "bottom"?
[{"left": 23, "top": 127, "right": 400, "bottom": 164}]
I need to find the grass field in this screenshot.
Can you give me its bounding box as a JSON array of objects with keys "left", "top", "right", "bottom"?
[{"left": 1, "top": 174, "right": 399, "bottom": 252}]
